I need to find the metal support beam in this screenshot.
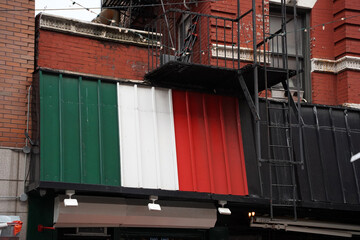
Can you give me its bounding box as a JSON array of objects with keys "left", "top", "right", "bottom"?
[
  {"left": 238, "top": 74, "right": 260, "bottom": 121},
  {"left": 281, "top": 80, "right": 304, "bottom": 125}
]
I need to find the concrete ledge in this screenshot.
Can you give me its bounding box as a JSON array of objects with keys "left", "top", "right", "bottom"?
[
  {"left": 38, "top": 13, "right": 154, "bottom": 47},
  {"left": 311, "top": 56, "right": 360, "bottom": 73}
]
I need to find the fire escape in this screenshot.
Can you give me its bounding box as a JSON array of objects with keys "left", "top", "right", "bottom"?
[{"left": 102, "top": 0, "right": 304, "bottom": 220}]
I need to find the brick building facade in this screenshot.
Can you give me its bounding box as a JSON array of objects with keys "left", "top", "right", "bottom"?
[
  {"left": 0, "top": 0, "right": 34, "bottom": 147},
  {"left": 0, "top": 0, "right": 360, "bottom": 239},
  {"left": 311, "top": 0, "right": 360, "bottom": 105}
]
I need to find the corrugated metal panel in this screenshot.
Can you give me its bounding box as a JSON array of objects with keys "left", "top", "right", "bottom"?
[
  {"left": 117, "top": 84, "right": 178, "bottom": 190},
  {"left": 240, "top": 99, "right": 360, "bottom": 205},
  {"left": 173, "top": 90, "right": 248, "bottom": 195},
  {"left": 40, "top": 71, "right": 120, "bottom": 185}
]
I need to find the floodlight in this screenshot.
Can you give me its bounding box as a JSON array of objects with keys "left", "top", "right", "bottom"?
[
  {"left": 218, "top": 200, "right": 231, "bottom": 215},
  {"left": 64, "top": 190, "right": 78, "bottom": 207},
  {"left": 148, "top": 195, "right": 161, "bottom": 211}
]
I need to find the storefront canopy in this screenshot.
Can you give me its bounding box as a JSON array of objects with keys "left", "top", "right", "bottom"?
[{"left": 54, "top": 196, "right": 217, "bottom": 229}]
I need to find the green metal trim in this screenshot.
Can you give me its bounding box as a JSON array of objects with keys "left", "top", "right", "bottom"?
[
  {"left": 40, "top": 70, "right": 44, "bottom": 180},
  {"left": 78, "top": 77, "right": 84, "bottom": 184},
  {"left": 59, "top": 74, "right": 63, "bottom": 182},
  {"left": 97, "top": 79, "right": 104, "bottom": 185}
]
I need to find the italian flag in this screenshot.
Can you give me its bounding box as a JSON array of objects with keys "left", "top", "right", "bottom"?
[{"left": 39, "top": 72, "right": 248, "bottom": 196}]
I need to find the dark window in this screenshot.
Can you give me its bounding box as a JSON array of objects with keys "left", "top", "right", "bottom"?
[{"left": 268, "top": 6, "right": 311, "bottom": 101}]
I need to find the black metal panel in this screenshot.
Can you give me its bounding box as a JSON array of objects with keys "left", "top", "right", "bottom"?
[
  {"left": 145, "top": 61, "right": 296, "bottom": 96},
  {"left": 239, "top": 100, "right": 261, "bottom": 197},
  {"left": 302, "top": 107, "right": 327, "bottom": 202},
  {"left": 331, "top": 108, "right": 360, "bottom": 204},
  {"left": 316, "top": 107, "right": 343, "bottom": 203},
  {"left": 241, "top": 99, "right": 360, "bottom": 209}
]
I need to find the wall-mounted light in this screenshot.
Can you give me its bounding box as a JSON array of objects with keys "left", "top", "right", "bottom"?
[
  {"left": 218, "top": 200, "right": 231, "bottom": 215},
  {"left": 148, "top": 195, "right": 161, "bottom": 211},
  {"left": 248, "top": 211, "right": 256, "bottom": 218},
  {"left": 64, "top": 190, "right": 78, "bottom": 207}
]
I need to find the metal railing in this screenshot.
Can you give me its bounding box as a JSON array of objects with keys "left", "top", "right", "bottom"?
[{"left": 146, "top": 8, "right": 255, "bottom": 72}]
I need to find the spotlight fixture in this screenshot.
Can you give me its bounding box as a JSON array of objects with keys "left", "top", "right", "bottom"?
[
  {"left": 218, "top": 200, "right": 231, "bottom": 215},
  {"left": 248, "top": 211, "right": 256, "bottom": 218},
  {"left": 148, "top": 195, "right": 161, "bottom": 211},
  {"left": 64, "top": 190, "right": 78, "bottom": 207}
]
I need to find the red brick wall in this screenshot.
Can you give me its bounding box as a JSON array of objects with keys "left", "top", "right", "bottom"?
[
  {"left": 0, "top": 0, "right": 35, "bottom": 147},
  {"left": 311, "top": 72, "right": 337, "bottom": 105},
  {"left": 337, "top": 70, "right": 360, "bottom": 104},
  {"left": 311, "top": 0, "right": 360, "bottom": 105},
  {"left": 311, "top": 0, "right": 335, "bottom": 59},
  {"left": 37, "top": 30, "right": 148, "bottom": 81}
]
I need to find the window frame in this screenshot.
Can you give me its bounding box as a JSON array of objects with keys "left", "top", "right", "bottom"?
[{"left": 268, "top": 4, "right": 311, "bottom": 102}]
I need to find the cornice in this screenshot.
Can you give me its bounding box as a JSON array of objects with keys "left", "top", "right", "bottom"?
[
  {"left": 211, "top": 44, "right": 271, "bottom": 63},
  {"left": 311, "top": 56, "right": 360, "bottom": 73},
  {"left": 38, "top": 13, "right": 152, "bottom": 47}
]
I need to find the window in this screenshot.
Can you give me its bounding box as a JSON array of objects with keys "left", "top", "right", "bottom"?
[
  {"left": 268, "top": 6, "right": 311, "bottom": 101},
  {"left": 179, "top": 14, "right": 192, "bottom": 51},
  {"left": 177, "top": 14, "right": 199, "bottom": 62}
]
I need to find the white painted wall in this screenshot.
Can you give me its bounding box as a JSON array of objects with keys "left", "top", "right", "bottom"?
[{"left": 117, "top": 84, "right": 178, "bottom": 190}]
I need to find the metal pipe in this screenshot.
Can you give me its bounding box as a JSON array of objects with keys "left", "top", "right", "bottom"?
[
  {"left": 252, "top": 0, "right": 262, "bottom": 197},
  {"left": 293, "top": 0, "right": 305, "bottom": 167},
  {"left": 26, "top": 85, "right": 31, "bottom": 147},
  {"left": 23, "top": 85, "right": 32, "bottom": 191},
  {"left": 160, "top": 0, "right": 175, "bottom": 48},
  {"left": 0, "top": 197, "right": 18, "bottom": 200}
]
